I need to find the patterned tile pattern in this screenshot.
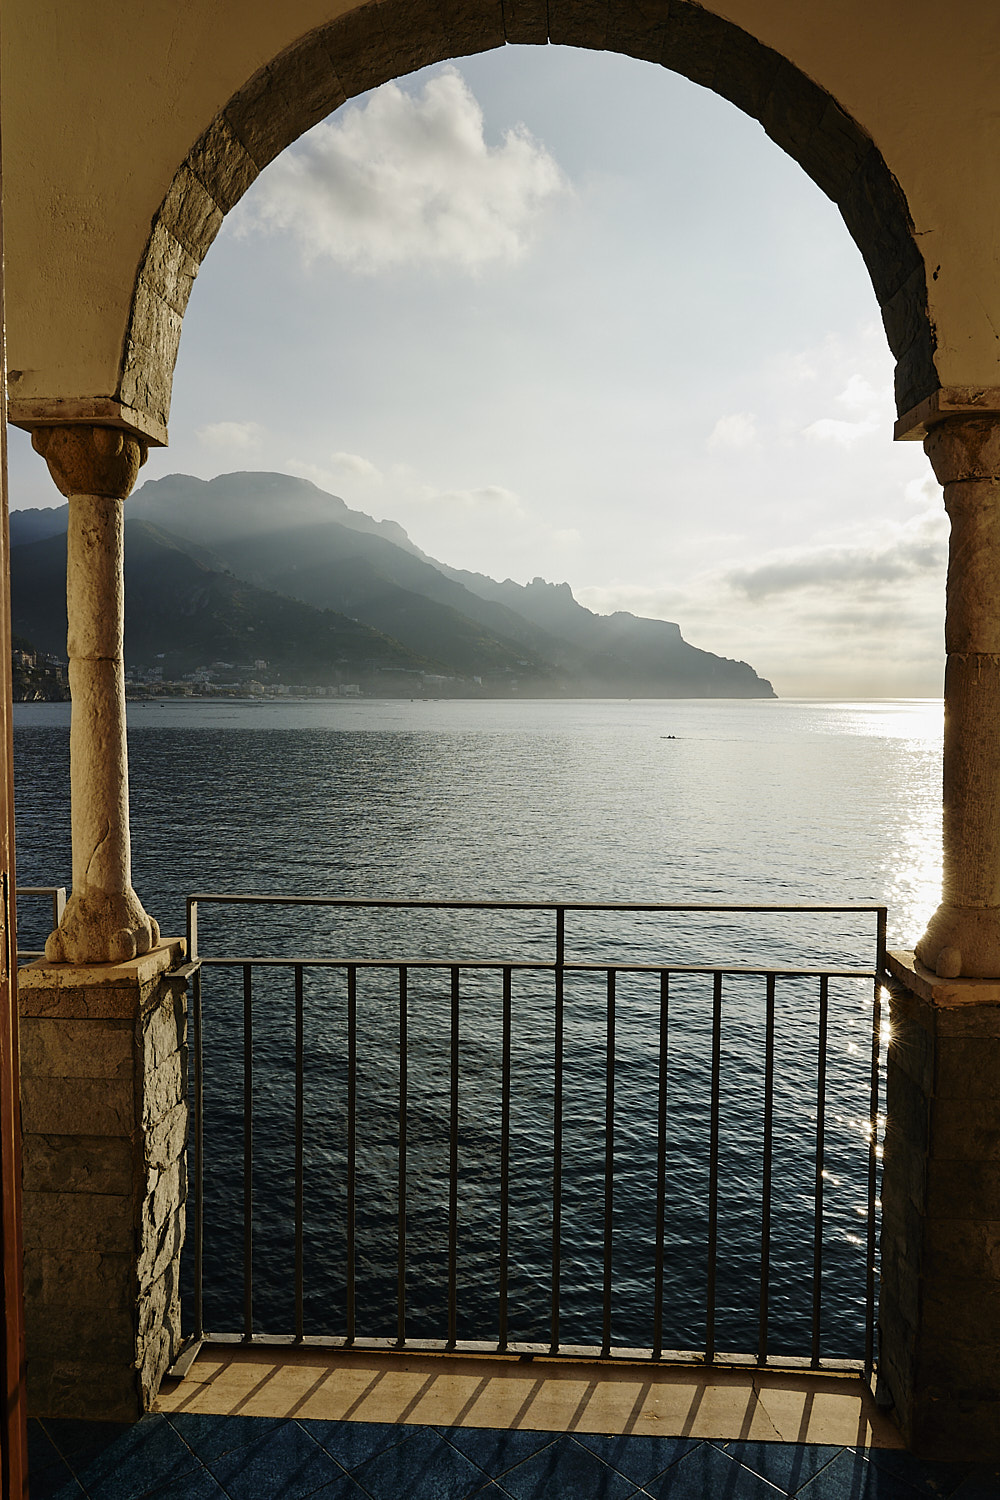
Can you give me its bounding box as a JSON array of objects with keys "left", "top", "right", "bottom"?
[{"left": 26, "top": 1415, "right": 1000, "bottom": 1500}]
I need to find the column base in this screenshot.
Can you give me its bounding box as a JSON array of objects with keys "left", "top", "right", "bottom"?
[
  {"left": 914, "top": 901, "right": 1000, "bottom": 979},
  {"left": 18, "top": 940, "right": 189, "bottom": 1421},
  {"left": 44, "top": 885, "right": 160, "bottom": 966},
  {"left": 879, "top": 951, "right": 1000, "bottom": 1460}
]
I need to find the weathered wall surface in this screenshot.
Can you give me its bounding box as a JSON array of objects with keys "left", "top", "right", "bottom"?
[{"left": 4, "top": 0, "right": 1000, "bottom": 437}]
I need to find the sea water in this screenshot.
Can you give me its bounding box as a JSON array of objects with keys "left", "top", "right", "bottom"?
[{"left": 12, "top": 697, "right": 943, "bottom": 1358}]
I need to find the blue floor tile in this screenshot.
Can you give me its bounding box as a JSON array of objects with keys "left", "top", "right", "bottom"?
[
  {"left": 640, "top": 1442, "right": 785, "bottom": 1498},
  {"left": 140, "top": 1468, "right": 230, "bottom": 1499},
  {"left": 300, "top": 1417, "right": 413, "bottom": 1471},
  {"left": 866, "top": 1448, "right": 981, "bottom": 1498},
  {"left": 950, "top": 1470, "right": 1000, "bottom": 1500},
  {"left": 349, "top": 1425, "right": 493, "bottom": 1500},
  {"left": 25, "top": 1460, "right": 87, "bottom": 1500},
  {"left": 711, "top": 1440, "right": 843, "bottom": 1495},
  {"left": 436, "top": 1425, "right": 559, "bottom": 1478},
  {"left": 166, "top": 1412, "right": 286, "bottom": 1463},
  {"left": 204, "top": 1420, "right": 351, "bottom": 1500},
  {"left": 27, "top": 1420, "right": 86, "bottom": 1500},
  {"left": 492, "top": 1434, "right": 637, "bottom": 1499},
  {"left": 796, "top": 1449, "right": 924, "bottom": 1499},
  {"left": 573, "top": 1432, "right": 700, "bottom": 1487},
  {"left": 45, "top": 1416, "right": 203, "bottom": 1500}
]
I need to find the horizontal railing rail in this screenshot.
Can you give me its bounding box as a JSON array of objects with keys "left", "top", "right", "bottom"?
[
  {"left": 183, "top": 895, "right": 886, "bottom": 1378},
  {"left": 15, "top": 885, "right": 66, "bottom": 962}
]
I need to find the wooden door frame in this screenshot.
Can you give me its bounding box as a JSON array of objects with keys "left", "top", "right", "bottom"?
[{"left": 0, "top": 47, "right": 29, "bottom": 1500}]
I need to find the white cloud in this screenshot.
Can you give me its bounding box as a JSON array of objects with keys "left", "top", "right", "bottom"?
[
  {"left": 725, "top": 509, "right": 948, "bottom": 600},
  {"left": 284, "top": 455, "right": 383, "bottom": 494},
  {"left": 197, "top": 420, "right": 264, "bottom": 451},
  {"left": 418, "top": 483, "right": 526, "bottom": 515},
  {"left": 238, "top": 66, "right": 569, "bottom": 273},
  {"left": 708, "top": 412, "right": 757, "bottom": 449},
  {"left": 329, "top": 451, "right": 382, "bottom": 482}
]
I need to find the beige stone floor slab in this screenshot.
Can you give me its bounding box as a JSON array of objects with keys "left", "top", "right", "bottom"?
[{"left": 156, "top": 1347, "right": 904, "bottom": 1449}]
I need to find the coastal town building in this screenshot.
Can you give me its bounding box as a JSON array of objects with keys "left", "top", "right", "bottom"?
[{"left": 2, "top": 1, "right": 1000, "bottom": 1492}]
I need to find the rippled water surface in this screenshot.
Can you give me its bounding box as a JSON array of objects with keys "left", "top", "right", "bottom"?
[{"left": 13, "top": 697, "right": 943, "bottom": 1359}]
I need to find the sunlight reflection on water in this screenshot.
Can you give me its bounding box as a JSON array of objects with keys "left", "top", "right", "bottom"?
[{"left": 12, "top": 696, "right": 943, "bottom": 1359}]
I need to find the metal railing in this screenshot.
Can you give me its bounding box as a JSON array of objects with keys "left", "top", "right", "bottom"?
[
  {"left": 15, "top": 886, "right": 66, "bottom": 962},
  {"left": 184, "top": 895, "right": 886, "bottom": 1375}
]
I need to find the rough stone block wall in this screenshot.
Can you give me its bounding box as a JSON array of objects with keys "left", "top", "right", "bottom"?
[
  {"left": 18, "top": 941, "right": 188, "bottom": 1421},
  {"left": 880, "top": 956, "right": 1000, "bottom": 1460}
]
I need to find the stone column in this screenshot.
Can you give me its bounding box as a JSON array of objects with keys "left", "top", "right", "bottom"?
[
  {"left": 30, "top": 424, "right": 160, "bottom": 964},
  {"left": 876, "top": 413, "right": 1000, "bottom": 1460},
  {"left": 915, "top": 416, "right": 1000, "bottom": 980}
]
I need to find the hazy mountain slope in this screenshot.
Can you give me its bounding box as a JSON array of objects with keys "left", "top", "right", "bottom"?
[
  {"left": 206, "top": 523, "right": 563, "bottom": 671},
  {"left": 11, "top": 522, "right": 440, "bottom": 682},
  {"left": 9, "top": 470, "right": 776, "bottom": 696},
  {"left": 129, "top": 471, "right": 425, "bottom": 557}
]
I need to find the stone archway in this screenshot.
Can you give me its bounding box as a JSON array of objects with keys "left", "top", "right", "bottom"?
[{"left": 122, "top": 0, "right": 934, "bottom": 443}]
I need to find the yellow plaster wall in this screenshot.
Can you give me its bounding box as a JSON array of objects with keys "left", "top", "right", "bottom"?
[{"left": 4, "top": 0, "right": 1000, "bottom": 423}]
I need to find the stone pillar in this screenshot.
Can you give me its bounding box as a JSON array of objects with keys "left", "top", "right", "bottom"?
[
  {"left": 879, "top": 951, "right": 1000, "bottom": 1459},
  {"left": 877, "top": 413, "right": 1000, "bottom": 1459},
  {"left": 30, "top": 423, "right": 159, "bottom": 965},
  {"left": 18, "top": 942, "right": 188, "bottom": 1420},
  {"left": 915, "top": 416, "right": 1000, "bottom": 980}
]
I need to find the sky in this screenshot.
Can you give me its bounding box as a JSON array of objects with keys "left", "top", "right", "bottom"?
[{"left": 7, "top": 45, "right": 943, "bottom": 698}]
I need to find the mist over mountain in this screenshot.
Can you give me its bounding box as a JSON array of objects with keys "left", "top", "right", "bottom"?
[{"left": 11, "top": 471, "right": 775, "bottom": 698}]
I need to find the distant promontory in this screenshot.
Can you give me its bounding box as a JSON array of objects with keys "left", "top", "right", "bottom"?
[{"left": 10, "top": 471, "right": 776, "bottom": 701}]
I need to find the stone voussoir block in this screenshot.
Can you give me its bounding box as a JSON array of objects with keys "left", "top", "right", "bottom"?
[
  {"left": 136, "top": 223, "right": 198, "bottom": 319},
  {"left": 186, "top": 113, "right": 260, "bottom": 215},
  {"left": 501, "top": 0, "right": 547, "bottom": 44}
]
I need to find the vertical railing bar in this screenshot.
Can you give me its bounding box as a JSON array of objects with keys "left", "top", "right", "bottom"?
[
  {"left": 294, "top": 964, "right": 304, "bottom": 1343},
  {"left": 652, "top": 970, "right": 669, "bottom": 1360},
  {"left": 706, "top": 971, "right": 722, "bottom": 1364},
  {"left": 447, "top": 966, "right": 460, "bottom": 1349},
  {"left": 397, "top": 964, "right": 407, "bottom": 1346},
  {"left": 758, "top": 973, "right": 776, "bottom": 1366},
  {"left": 866, "top": 923, "right": 885, "bottom": 1377},
  {"left": 551, "top": 925, "right": 564, "bottom": 1353},
  {"left": 498, "top": 966, "right": 512, "bottom": 1354},
  {"left": 602, "top": 967, "right": 616, "bottom": 1357},
  {"left": 346, "top": 965, "right": 357, "bottom": 1345},
  {"left": 811, "top": 974, "right": 829, "bottom": 1368},
  {"left": 192, "top": 962, "right": 204, "bottom": 1342},
  {"left": 243, "top": 963, "right": 253, "bottom": 1341}
]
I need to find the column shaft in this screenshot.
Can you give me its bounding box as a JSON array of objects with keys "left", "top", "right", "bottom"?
[
  {"left": 916, "top": 419, "right": 1000, "bottom": 977},
  {"left": 30, "top": 425, "right": 159, "bottom": 964}
]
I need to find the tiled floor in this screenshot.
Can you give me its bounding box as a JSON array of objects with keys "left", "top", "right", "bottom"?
[{"left": 26, "top": 1350, "right": 1000, "bottom": 1499}]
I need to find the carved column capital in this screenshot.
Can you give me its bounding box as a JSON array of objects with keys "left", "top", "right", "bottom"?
[
  {"left": 924, "top": 414, "right": 1000, "bottom": 485},
  {"left": 30, "top": 423, "right": 147, "bottom": 500}
]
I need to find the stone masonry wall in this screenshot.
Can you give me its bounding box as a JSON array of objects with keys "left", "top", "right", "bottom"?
[
  {"left": 18, "top": 941, "right": 188, "bottom": 1421},
  {"left": 880, "top": 952, "right": 1000, "bottom": 1460}
]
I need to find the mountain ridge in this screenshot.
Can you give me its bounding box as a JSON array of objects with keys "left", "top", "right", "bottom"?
[{"left": 10, "top": 471, "right": 775, "bottom": 698}]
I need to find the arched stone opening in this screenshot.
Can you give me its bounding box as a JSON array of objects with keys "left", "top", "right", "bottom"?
[{"left": 123, "top": 0, "right": 933, "bottom": 444}]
